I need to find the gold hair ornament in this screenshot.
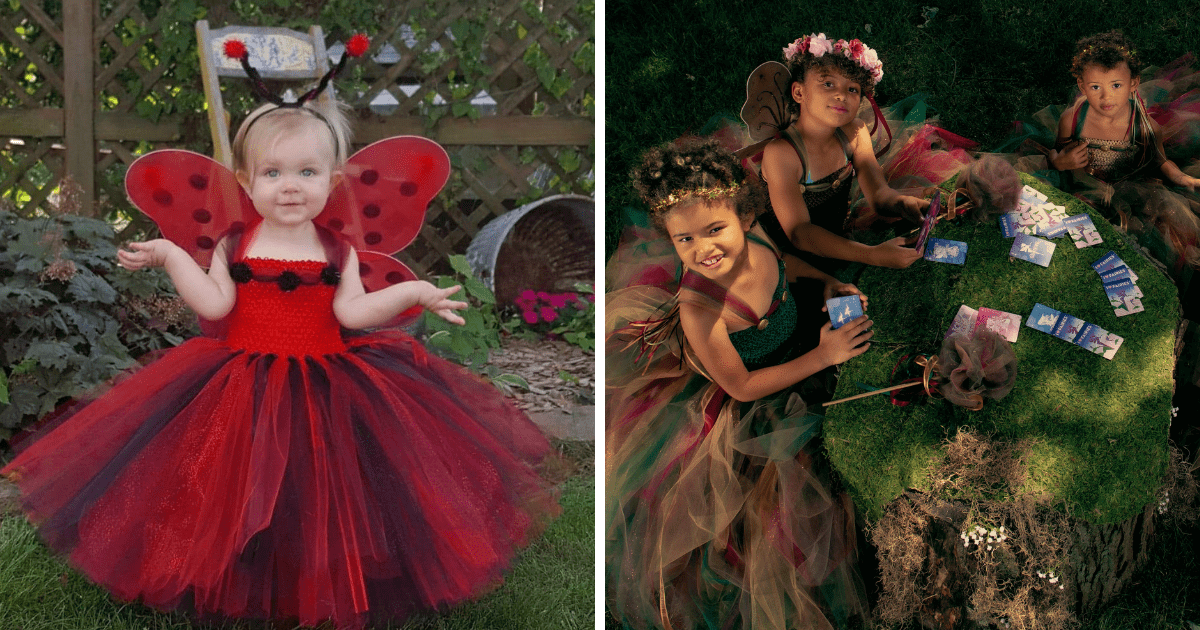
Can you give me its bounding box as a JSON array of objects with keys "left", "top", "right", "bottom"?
[{"left": 649, "top": 182, "right": 742, "bottom": 213}]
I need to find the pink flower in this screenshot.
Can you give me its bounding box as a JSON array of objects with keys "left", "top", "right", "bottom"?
[
  {"left": 783, "top": 37, "right": 804, "bottom": 60},
  {"left": 523, "top": 310, "right": 539, "bottom": 324},
  {"left": 520, "top": 289, "right": 537, "bottom": 301},
  {"left": 547, "top": 293, "right": 569, "bottom": 309},
  {"left": 539, "top": 306, "right": 558, "bottom": 323},
  {"left": 849, "top": 39, "right": 865, "bottom": 58},
  {"left": 807, "top": 33, "right": 833, "bottom": 58},
  {"left": 536, "top": 291, "right": 551, "bottom": 301}
]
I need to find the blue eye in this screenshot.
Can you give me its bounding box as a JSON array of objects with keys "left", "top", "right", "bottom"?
[
  {"left": 265, "top": 169, "right": 280, "bottom": 177},
  {"left": 302, "top": 168, "right": 316, "bottom": 177}
]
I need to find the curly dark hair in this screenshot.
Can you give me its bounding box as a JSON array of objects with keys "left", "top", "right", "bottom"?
[
  {"left": 1070, "top": 30, "right": 1143, "bottom": 80},
  {"left": 631, "top": 137, "right": 767, "bottom": 235},
  {"left": 785, "top": 51, "right": 876, "bottom": 118}
]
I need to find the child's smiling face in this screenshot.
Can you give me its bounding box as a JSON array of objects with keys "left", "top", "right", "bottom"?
[
  {"left": 240, "top": 117, "right": 338, "bottom": 228},
  {"left": 663, "top": 199, "right": 753, "bottom": 282},
  {"left": 792, "top": 67, "right": 863, "bottom": 128},
  {"left": 1077, "top": 62, "right": 1139, "bottom": 118}
]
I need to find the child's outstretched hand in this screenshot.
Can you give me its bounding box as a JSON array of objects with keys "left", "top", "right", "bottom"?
[
  {"left": 815, "top": 316, "right": 873, "bottom": 367},
  {"left": 1049, "top": 140, "right": 1088, "bottom": 171},
  {"left": 419, "top": 283, "right": 469, "bottom": 325},
  {"left": 118, "top": 239, "right": 179, "bottom": 271},
  {"left": 894, "top": 195, "right": 930, "bottom": 225},
  {"left": 821, "top": 281, "right": 868, "bottom": 311}
]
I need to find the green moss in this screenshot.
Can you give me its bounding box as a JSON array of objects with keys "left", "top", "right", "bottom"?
[{"left": 826, "top": 175, "right": 1177, "bottom": 524}]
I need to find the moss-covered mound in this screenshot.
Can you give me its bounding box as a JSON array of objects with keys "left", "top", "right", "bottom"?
[{"left": 825, "top": 174, "right": 1178, "bottom": 525}]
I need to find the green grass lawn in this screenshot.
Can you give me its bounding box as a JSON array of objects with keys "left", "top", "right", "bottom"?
[{"left": 0, "top": 472, "right": 594, "bottom": 630}]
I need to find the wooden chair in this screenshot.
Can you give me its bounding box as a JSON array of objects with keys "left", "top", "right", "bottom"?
[{"left": 195, "top": 20, "right": 334, "bottom": 168}]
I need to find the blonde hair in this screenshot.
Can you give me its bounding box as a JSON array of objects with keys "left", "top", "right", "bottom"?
[{"left": 232, "top": 100, "right": 352, "bottom": 175}]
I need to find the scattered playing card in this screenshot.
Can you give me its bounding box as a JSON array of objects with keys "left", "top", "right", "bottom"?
[
  {"left": 826, "top": 295, "right": 864, "bottom": 329},
  {"left": 1103, "top": 278, "right": 1144, "bottom": 305},
  {"left": 1019, "top": 185, "right": 1048, "bottom": 205},
  {"left": 1075, "top": 322, "right": 1109, "bottom": 353},
  {"left": 1051, "top": 313, "right": 1087, "bottom": 343},
  {"left": 1025, "top": 303, "right": 1062, "bottom": 334},
  {"left": 1099, "top": 264, "right": 1138, "bottom": 284},
  {"left": 946, "top": 304, "right": 979, "bottom": 339},
  {"left": 1096, "top": 331, "right": 1124, "bottom": 359},
  {"left": 999, "top": 213, "right": 1021, "bottom": 238},
  {"left": 1064, "top": 213, "right": 1103, "bottom": 248},
  {"left": 1113, "top": 295, "right": 1145, "bottom": 317},
  {"left": 1091, "top": 251, "right": 1125, "bottom": 274},
  {"left": 975, "top": 307, "right": 1021, "bottom": 343},
  {"left": 1010, "top": 233, "right": 1056, "bottom": 267},
  {"left": 925, "top": 238, "right": 968, "bottom": 264}
]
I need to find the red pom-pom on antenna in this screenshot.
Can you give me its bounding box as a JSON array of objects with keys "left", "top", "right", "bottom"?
[
  {"left": 224, "top": 39, "right": 247, "bottom": 60},
  {"left": 346, "top": 34, "right": 370, "bottom": 58}
]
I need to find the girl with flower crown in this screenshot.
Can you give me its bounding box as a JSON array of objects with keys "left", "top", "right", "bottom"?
[
  {"left": 2, "top": 34, "right": 559, "bottom": 630},
  {"left": 607, "top": 137, "right": 871, "bottom": 630},
  {"left": 752, "top": 33, "right": 931, "bottom": 275}
]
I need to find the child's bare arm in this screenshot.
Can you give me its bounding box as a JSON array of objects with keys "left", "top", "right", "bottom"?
[
  {"left": 763, "top": 135, "right": 918, "bottom": 269},
  {"left": 118, "top": 239, "right": 237, "bottom": 320},
  {"left": 1049, "top": 105, "right": 1089, "bottom": 171},
  {"left": 679, "top": 300, "right": 873, "bottom": 402},
  {"left": 332, "top": 248, "right": 467, "bottom": 329}
]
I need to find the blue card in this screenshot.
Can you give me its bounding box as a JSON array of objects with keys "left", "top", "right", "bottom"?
[
  {"left": 1064, "top": 213, "right": 1102, "bottom": 248},
  {"left": 1010, "top": 233, "right": 1056, "bottom": 267},
  {"left": 1025, "top": 303, "right": 1062, "bottom": 334},
  {"left": 826, "top": 295, "right": 864, "bottom": 329},
  {"left": 1091, "top": 251, "right": 1124, "bottom": 273},
  {"left": 1103, "top": 278, "right": 1144, "bottom": 304},
  {"left": 999, "top": 213, "right": 1020, "bottom": 238},
  {"left": 1099, "top": 264, "right": 1137, "bottom": 284},
  {"left": 1075, "top": 322, "right": 1108, "bottom": 352},
  {"left": 924, "top": 238, "right": 967, "bottom": 264},
  {"left": 1051, "top": 313, "right": 1087, "bottom": 343}
]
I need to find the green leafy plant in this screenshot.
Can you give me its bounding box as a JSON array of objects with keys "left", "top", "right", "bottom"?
[
  {"left": 420, "top": 254, "right": 528, "bottom": 394},
  {"left": 0, "top": 208, "right": 196, "bottom": 440}
]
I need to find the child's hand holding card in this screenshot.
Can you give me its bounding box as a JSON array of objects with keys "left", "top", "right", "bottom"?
[{"left": 826, "top": 295, "right": 864, "bottom": 329}]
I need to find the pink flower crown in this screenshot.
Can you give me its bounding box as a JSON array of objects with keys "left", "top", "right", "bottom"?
[{"left": 782, "top": 33, "right": 883, "bottom": 85}]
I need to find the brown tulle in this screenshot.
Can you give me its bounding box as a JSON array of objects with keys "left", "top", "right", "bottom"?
[{"left": 937, "top": 330, "right": 1018, "bottom": 410}]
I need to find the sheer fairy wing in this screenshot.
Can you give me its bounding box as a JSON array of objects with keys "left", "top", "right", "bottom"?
[
  {"left": 320, "top": 136, "right": 450, "bottom": 258},
  {"left": 740, "top": 61, "right": 792, "bottom": 142},
  {"left": 125, "top": 150, "right": 255, "bottom": 267}
]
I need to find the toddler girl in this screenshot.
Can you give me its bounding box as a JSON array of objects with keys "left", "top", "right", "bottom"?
[
  {"left": 3, "top": 87, "right": 559, "bottom": 629},
  {"left": 607, "top": 137, "right": 871, "bottom": 630}
]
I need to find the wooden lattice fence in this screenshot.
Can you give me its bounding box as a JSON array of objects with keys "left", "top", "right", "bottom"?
[{"left": 0, "top": 0, "right": 594, "bottom": 278}]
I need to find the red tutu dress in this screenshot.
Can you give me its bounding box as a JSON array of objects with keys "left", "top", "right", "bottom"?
[{"left": 2, "top": 249, "right": 560, "bottom": 628}]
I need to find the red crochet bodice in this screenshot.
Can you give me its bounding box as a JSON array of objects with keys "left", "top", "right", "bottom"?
[{"left": 223, "top": 258, "right": 346, "bottom": 355}]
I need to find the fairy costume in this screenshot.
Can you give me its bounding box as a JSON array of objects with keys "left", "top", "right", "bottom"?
[
  {"left": 606, "top": 228, "right": 865, "bottom": 630},
  {"left": 2, "top": 137, "right": 560, "bottom": 629}
]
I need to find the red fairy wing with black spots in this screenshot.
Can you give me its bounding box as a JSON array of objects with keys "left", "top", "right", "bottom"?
[
  {"left": 357, "top": 250, "right": 421, "bottom": 326},
  {"left": 125, "top": 150, "right": 254, "bottom": 268},
  {"left": 320, "top": 136, "right": 450, "bottom": 255}
]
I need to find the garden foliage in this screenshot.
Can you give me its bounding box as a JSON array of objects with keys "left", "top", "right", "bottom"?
[{"left": 0, "top": 209, "right": 195, "bottom": 440}]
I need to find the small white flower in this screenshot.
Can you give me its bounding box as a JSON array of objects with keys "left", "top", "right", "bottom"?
[
  {"left": 1060, "top": 585, "right": 1065, "bottom": 590},
  {"left": 1037, "top": 571, "right": 1046, "bottom": 578},
  {"left": 1050, "top": 577, "right": 1059, "bottom": 584},
  {"left": 987, "top": 545, "right": 993, "bottom": 551}
]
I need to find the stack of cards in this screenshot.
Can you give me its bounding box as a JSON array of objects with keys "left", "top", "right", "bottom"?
[
  {"left": 1010, "top": 233, "right": 1056, "bottom": 267},
  {"left": 1092, "top": 251, "right": 1144, "bottom": 316},
  {"left": 1024, "top": 303, "right": 1124, "bottom": 359},
  {"left": 944, "top": 304, "right": 1021, "bottom": 343},
  {"left": 998, "top": 185, "right": 1102, "bottom": 249},
  {"left": 826, "top": 295, "right": 864, "bottom": 329},
  {"left": 924, "top": 237, "right": 967, "bottom": 264}
]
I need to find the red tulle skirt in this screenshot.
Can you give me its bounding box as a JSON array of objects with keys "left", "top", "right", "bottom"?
[{"left": 3, "top": 330, "right": 560, "bottom": 629}]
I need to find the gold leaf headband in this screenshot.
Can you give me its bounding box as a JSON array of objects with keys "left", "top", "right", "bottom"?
[{"left": 649, "top": 183, "right": 742, "bottom": 213}]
